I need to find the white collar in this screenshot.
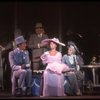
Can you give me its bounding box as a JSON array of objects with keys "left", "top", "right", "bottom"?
[{"left": 17, "top": 48, "right": 24, "bottom": 52}]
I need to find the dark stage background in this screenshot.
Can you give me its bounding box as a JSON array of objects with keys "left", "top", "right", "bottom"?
[{"left": 0, "top": 1, "right": 100, "bottom": 64}]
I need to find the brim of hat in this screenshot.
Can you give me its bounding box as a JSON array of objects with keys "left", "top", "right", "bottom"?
[
  {"left": 42, "top": 39, "right": 66, "bottom": 46},
  {"left": 16, "top": 40, "right": 27, "bottom": 45},
  {"left": 57, "top": 42, "right": 66, "bottom": 46},
  {"left": 35, "top": 26, "right": 44, "bottom": 28},
  {"left": 67, "top": 42, "right": 80, "bottom": 53}
]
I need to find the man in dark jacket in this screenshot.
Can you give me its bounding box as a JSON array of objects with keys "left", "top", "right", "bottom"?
[{"left": 28, "top": 22, "right": 49, "bottom": 70}]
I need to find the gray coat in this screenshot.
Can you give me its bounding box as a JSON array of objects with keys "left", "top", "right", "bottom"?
[
  {"left": 62, "top": 54, "right": 84, "bottom": 95},
  {"left": 9, "top": 48, "right": 32, "bottom": 95},
  {"left": 9, "top": 48, "right": 31, "bottom": 71},
  {"left": 62, "top": 54, "right": 84, "bottom": 70}
]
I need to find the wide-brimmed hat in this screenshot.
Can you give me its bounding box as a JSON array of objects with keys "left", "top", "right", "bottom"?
[
  {"left": 35, "top": 22, "right": 44, "bottom": 28},
  {"left": 15, "top": 35, "right": 26, "bottom": 45},
  {"left": 41, "top": 38, "right": 66, "bottom": 46},
  {"left": 67, "top": 41, "right": 80, "bottom": 54}
]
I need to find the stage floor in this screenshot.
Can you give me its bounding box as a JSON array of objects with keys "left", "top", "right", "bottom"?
[{"left": 0, "top": 91, "right": 100, "bottom": 99}]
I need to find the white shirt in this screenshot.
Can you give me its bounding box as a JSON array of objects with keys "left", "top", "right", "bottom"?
[
  {"left": 68, "top": 54, "right": 77, "bottom": 64},
  {"left": 38, "top": 33, "right": 42, "bottom": 38}
]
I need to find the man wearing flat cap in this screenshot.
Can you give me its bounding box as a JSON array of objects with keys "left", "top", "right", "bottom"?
[
  {"left": 9, "top": 36, "right": 32, "bottom": 96},
  {"left": 28, "top": 22, "right": 49, "bottom": 70}
]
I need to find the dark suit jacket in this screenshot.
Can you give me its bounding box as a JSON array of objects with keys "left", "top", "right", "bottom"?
[{"left": 28, "top": 33, "right": 49, "bottom": 62}]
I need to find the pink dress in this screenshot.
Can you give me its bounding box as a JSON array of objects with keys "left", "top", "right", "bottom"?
[{"left": 41, "top": 51, "right": 69, "bottom": 96}]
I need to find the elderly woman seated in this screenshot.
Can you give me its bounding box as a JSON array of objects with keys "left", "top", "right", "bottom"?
[{"left": 62, "top": 41, "right": 84, "bottom": 96}]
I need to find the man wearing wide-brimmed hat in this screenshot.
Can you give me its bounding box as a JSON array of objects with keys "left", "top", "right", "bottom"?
[
  {"left": 28, "top": 22, "right": 49, "bottom": 70},
  {"left": 9, "top": 36, "right": 32, "bottom": 96}
]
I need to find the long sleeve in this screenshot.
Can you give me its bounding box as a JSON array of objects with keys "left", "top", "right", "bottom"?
[
  {"left": 9, "top": 51, "right": 21, "bottom": 71},
  {"left": 76, "top": 55, "right": 84, "bottom": 69},
  {"left": 28, "top": 34, "right": 39, "bottom": 49},
  {"left": 40, "top": 34, "right": 49, "bottom": 48}
]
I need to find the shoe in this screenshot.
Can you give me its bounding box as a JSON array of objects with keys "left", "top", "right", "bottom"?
[
  {"left": 76, "top": 89, "right": 82, "bottom": 96},
  {"left": 76, "top": 91, "right": 82, "bottom": 96},
  {"left": 26, "top": 87, "right": 31, "bottom": 96},
  {"left": 16, "top": 88, "right": 22, "bottom": 97}
]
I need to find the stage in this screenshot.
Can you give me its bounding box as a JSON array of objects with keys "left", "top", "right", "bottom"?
[{"left": 0, "top": 91, "right": 100, "bottom": 99}]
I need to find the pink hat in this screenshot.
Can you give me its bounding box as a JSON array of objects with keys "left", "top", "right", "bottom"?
[{"left": 41, "top": 38, "right": 66, "bottom": 46}]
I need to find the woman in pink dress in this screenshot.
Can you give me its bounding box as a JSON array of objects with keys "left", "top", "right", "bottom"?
[{"left": 41, "top": 38, "right": 70, "bottom": 96}]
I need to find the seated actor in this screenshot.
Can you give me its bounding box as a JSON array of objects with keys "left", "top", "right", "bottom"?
[
  {"left": 62, "top": 41, "right": 84, "bottom": 96},
  {"left": 9, "top": 36, "right": 32, "bottom": 96}
]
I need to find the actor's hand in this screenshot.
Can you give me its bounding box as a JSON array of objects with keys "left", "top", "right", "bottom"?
[{"left": 21, "top": 64, "right": 26, "bottom": 69}]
